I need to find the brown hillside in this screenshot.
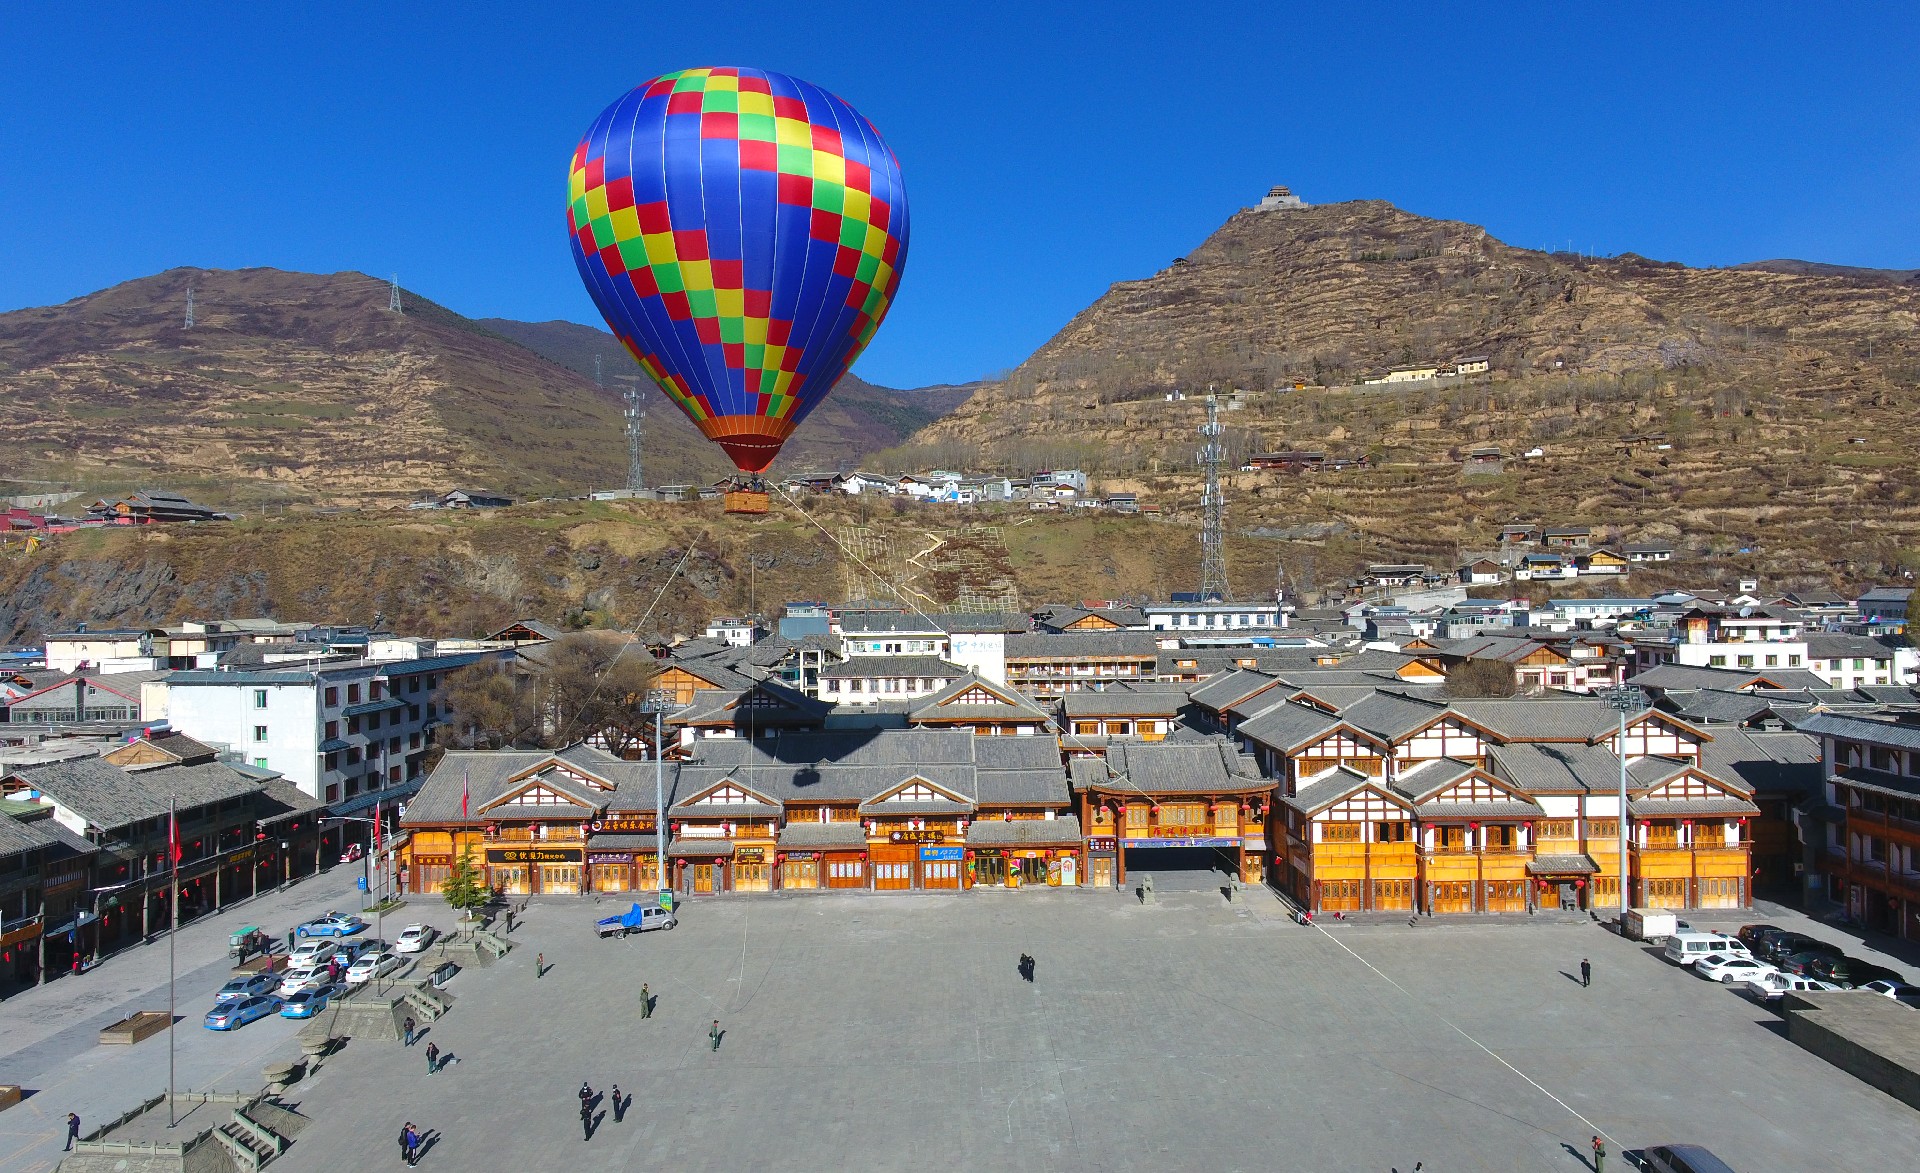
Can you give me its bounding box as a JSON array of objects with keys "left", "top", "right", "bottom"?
[
  {"left": 0, "top": 268, "right": 950, "bottom": 510},
  {"left": 898, "top": 200, "right": 1920, "bottom": 588}
]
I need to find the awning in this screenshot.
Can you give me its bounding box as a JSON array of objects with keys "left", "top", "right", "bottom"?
[
  {"left": 327, "top": 779, "right": 423, "bottom": 818},
  {"left": 1527, "top": 854, "right": 1599, "bottom": 875},
  {"left": 343, "top": 698, "right": 405, "bottom": 717},
  {"left": 668, "top": 838, "right": 736, "bottom": 858}
]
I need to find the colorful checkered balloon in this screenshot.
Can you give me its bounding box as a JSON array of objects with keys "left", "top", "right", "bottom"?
[{"left": 568, "top": 67, "right": 910, "bottom": 474}]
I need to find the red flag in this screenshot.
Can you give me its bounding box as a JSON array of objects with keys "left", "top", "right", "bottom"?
[
  {"left": 461, "top": 768, "right": 470, "bottom": 819},
  {"left": 168, "top": 810, "right": 181, "bottom": 864},
  {"left": 373, "top": 800, "right": 382, "bottom": 852}
]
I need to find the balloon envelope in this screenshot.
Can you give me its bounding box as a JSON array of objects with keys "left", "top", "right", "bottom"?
[{"left": 568, "top": 67, "right": 910, "bottom": 474}]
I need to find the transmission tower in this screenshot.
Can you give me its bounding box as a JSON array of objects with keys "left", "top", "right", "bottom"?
[
  {"left": 388, "top": 274, "right": 403, "bottom": 314},
  {"left": 613, "top": 375, "right": 645, "bottom": 491},
  {"left": 1197, "top": 391, "right": 1231, "bottom": 600},
  {"left": 594, "top": 353, "right": 604, "bottom": 388},
  {"left": 184, "top": 286, "right": 195, "bottom": 329}
]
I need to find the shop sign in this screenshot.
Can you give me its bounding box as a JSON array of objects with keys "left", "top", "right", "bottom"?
[
  {"left": 592, "top": 817, "right": 654, "bottom": 833},
  {"left": 919, "top": 846, "right": 963, "bottom": 862},
  {"left": 1086, "top": 837, "right": 1118, "bottom": 852},
  {"left": 485, "top": 847, "right": 583, "bottom": 864},
  {"left": 889, "top": 829, "right": 945, "bottom": 844},
  {"left": 736, "top": 848, "right": 766, "bottom": 863},
  {"left": 1128, "top": 837, "right": 1239, "bottom": 849},
  {"left": 229, "top": 847, "right": 254, "bottom": 865},
  {"left": 587, "top": 853, "right": 633, "bottom": 865}
]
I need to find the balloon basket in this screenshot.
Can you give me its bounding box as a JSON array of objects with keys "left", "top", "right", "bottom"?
[{"left": 723, "top": 489, "right": 770, "bottom": 515}]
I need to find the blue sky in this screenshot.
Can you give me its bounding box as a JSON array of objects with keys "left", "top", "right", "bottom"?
[{"left": 2, "top": 3, "right": 1915, "bottom": 388}]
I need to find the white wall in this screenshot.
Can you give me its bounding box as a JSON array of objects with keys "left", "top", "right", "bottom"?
[
  {"left": 948, "top": 632, "right": 1007, "bottom": 685},
  {"left": 167, "top": 682, "right": 322, "bottom": 796}
]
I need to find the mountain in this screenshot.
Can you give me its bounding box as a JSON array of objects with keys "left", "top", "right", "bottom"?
[
  {"left": 475, "top": 317, "right": 971, "bottom": 473},
  {"left": 904, "top": 198, "right": 1920, "bottom": 588},
  {"left": 1731, "top": 259, "right": 1920, "bottom": 284},
  {"left": 0, "top": 267, "right": 961, "bottom": 511}
]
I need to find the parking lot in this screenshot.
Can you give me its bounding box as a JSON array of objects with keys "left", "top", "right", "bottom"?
[{"left": 256, "top": 889, "right": 1920, "bottom": 1172}]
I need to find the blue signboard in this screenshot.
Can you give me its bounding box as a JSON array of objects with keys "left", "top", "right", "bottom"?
[
  {"left": 920, "top": 846, "right": 964, "bottom": 862},
  {"left": 1127, "top": 837, "right": 1240, "bottom": 849}
]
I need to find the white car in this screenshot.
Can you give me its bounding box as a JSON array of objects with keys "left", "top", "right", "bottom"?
[
  {"left": 1743, "top": 972, "right": 1839, "bottom": 1001},
  {"left": 345, "top": 951, "right": 403, "bottom": 986},
  {"left": 1859, "top": 979, "right": 1920, "bottom": 1006},
  {"left": 1695, "top": 955, "right": 1777, "bottom": 984},
  {"left": 278, "top": 965, "right": 331, "bottom": 996},
  {"left": 287, "top": 939, "right": 333, "bottom": 966},
  {"left": 394, "top": 924, "right": 437, "bottom": 954}
]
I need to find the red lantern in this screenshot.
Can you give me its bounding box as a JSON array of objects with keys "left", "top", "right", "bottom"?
[
  {"left": 1574, "top": 879, "right": 1586, "bottom": 889},
  {"left": 775, "top": 853, "right": 786, "bottom": 864},
  {"left": 1468, "top": 821, "right": 1480, "bottom": 830}
]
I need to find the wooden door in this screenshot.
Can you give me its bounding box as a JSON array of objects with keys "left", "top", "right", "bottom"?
[
  {"left": 1371, "top": 879, "right": 1412, "bottom": 911},
  {"left": 1090, "top": 856, "right": 1114, "bottom": 889},
  {"left": 692, "top": 863, "right": 716, "bottom": 894},
  {"left": 1486, "top": 880, "right": 1527, "bottom": 913},
  {"left": 826, "top": 856, "right": 866, "bottom": 889},
  {"left": 1698, "top": 876, "right": 1741, "bottom": 908},
  {"left": 1320, "top": 879, "right": 1362, "bottom": 912},
  {"left": 1429, "top": 881, "right": 1474, "bottom": 914},
  {"left": 923, "top": 859, "right": 961, "bottom": 889},
  {"left": 783, "top": 859, "right": 818, "bottom": 890},
  {"left": 874, "top": 860, "right": 911, "bottom": 890}
]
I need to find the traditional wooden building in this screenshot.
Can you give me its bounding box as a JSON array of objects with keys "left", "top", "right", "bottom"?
[
  {"left": 1004, "top": 632, "right": 1161, "bottom": 697},
  {"left": 907, "top": 673, "right": 1054, "bottom": 737},
  {"left": 1059, "top": 684, "right": 1185, "bottom": 749},
  {"left": 1070, "top": 739, "right": 1273, "bottom": 889}
]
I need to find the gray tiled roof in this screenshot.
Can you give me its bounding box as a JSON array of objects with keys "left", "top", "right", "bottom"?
[
  {"left": 1062, "top": 686, "right": 1186, "bottom": 718},
  {"left": 857, "top": 796, "right": 972, "bottom": 815},
  {"left": 1096, "top": 739, "right": 1270, "bottom": 795},
  {"left": 3, "top": 757, "right": 271, "bottom": 830},
  {"left": 819, "top": 655, "right": 967, "bottom": 679},
  {"left": 1188, "top": 669, "right": 1282, "bottom": 712},
  {"left": 670, "top": 682, "right": 831, "bottom": 726},
  {"left": 1697, "top": 729, "right": 1818, "bottom": 797},
  {"left": 907, "top": 674, "right": 1052, "bottom": 723},
  {"left": 1282, "top": 767, "right": 1392, "bottom": 814},
  {"left": 1235, "top": 700, "right": 1344, "bottom": 753},
  {"left": 1487, "top": 742, "right": 1622, "bottom": 794},
  {"left": 401, "top": 745, "right": 647, "bottom": 824},
  {"left": 1413, "top": 798, "right": 1544, "bottom": 819},
  {"left": 1830, "top": 767, "right": 1920, "bottom": 801},
  {"left": 1664, "top": 690, "right": 1775, "bottom": 726},
  {"left": 1528, "top": 854, "right": 1598, "bottom": 874},
  {"left": 1006, "top": 632, "right": 1162, "bottom": 658},
  {"left": 0, "top": 812, "right": 58, "bottom": 858},
  {"left": 776, "top": 822, "right": 868, "bottom": 849},
  {"left": 1628, "top": 663, "right": 1830, "bottom": 693},
  {"left": 966, "top": 815, "right": 1084, "bottom": 845},
  {"left": 1793, "top": 711, "right": 1920, "bottom": 752},
  {"left": 1386, "top": 757, "right": 1483, "bottom": 803},
  {"left": 1627, "top": 796, "right": 1760, "bottom": 816},
  {"left": 1340, "top": 690, "right": 1451, "bottom": 741},
  {"left": 671, "top": 798, "right": 782, "bottom": 818},
  {"left": 1805, "top": 634, "right": 1897, "bottom": 661}
]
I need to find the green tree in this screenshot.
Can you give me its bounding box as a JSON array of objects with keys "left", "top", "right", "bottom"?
[{"left": 441, "top": 848, "right": 491, "bottom": 917}]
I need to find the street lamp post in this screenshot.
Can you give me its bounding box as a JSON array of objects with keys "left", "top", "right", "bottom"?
[
  {"left": 1603, "top": 684, "right": 1646, "bottom": 920},
  {"left": 644, "top": 690, "right": 676, "bottom": 910}
]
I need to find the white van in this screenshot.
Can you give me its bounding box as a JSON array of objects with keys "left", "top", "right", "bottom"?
[{"left": 1664, "top": 931, "right": 1745, "bottom": 966}]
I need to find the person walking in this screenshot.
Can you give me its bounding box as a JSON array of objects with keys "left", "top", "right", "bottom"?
[
  {"left": 425, "top": 1042, "right": 440, "bottom": 1076},
  {"left": 404, "top": 1122, "right": 421, "bottom": 1167},
  {"left": 504, "top": 909, "right": 514, "bottom": 934},
  {"left": 578, "top": 1083, "right": 594, "bottom": 1143},
  {"left": 1580, "top": 958, "right": 1592, "bottom": 988},
  {"left": 710, "top": 1019, "right": 722, "bottom": 1052},
  {"left": 640, "top": 983, "right": 652, "bottom": 1019},
  {"left": 536, "top": 952, "right": 545, "bottom": 979},
  {"left": 1591, "top": 1135, "right": 1606, "bottom": 1172},
  {"left": 403, "top": 1015, "right": 416, "bottom": 1047},
  {"left": 64, "top": 1113, "right": 80, "bottom": 1151},
  {"left": 611, "top": 1084, "right": 624, "bottom": 1123}
]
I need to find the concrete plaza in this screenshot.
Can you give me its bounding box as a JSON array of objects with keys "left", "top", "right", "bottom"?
[{"left": 251, "top": 888, "right": 1919, "bottom": 1173}]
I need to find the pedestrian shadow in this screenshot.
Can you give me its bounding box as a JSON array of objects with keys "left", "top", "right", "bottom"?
[
  {"left": 417, "top": 1131, "right": 441, "bottom": 1158},
  {"left": 587, "top": 1091, "right": 605, "bottom": 1113},
  {"left": 1558, "top": 1141, "right": 1596, "bottom": 1170},
  {"left": 411, "top": 1026, "right": 431, "bottom": 1045},
  {"left": 585, "top": 1110, "right": 605, "bottom": 1140},
  {"left": 1559, "top": 970, "right": 1584, "bottom": 984}
]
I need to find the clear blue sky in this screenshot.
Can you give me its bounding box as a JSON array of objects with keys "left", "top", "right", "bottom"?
[{"left": 2, "top": 3, "right": 1915, "bottom": 389}]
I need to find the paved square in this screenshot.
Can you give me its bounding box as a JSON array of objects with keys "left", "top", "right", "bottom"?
[{"left": 258, "top": 889, "right": 1920, "bottom": 1172}]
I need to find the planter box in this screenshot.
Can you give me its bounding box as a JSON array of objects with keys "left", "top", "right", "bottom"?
[
  {"left": 100, "top": 1010, "right": 172, "bottom": 1045},
  {"left": 235, "top": 953, "right": 287, "bottom": 975}
]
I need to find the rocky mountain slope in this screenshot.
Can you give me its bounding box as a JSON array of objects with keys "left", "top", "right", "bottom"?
[
  {"left": 899, "top": 199, "right": 1920, "bottom": 587},
  {"left": 0, "top": 268, "right": 951, "bottom": 510}
]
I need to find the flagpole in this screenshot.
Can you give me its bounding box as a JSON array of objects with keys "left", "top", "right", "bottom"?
[{"left": 168, "top": 794, "right": 177, "bottom": 1127}]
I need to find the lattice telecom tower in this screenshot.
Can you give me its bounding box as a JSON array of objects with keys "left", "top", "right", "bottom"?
[
  {"left": 184, "top": 286, "right": 195, "bottom": 329},
  {"left": 388, "top": 274, "right": 403, "bottom": 314},
  {"left": 1197, "top": 392, "right": 1231, "bottom": 600},
  {"left": 610, "top": 374, "right": 645, "bottom": 491},
  {"left": 594, "top": 353, "right": 604, "bottom": 388}
]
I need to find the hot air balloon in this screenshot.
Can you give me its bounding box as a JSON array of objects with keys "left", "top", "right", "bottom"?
[{"left": 567, "top": 67, "right": 910, "bottom": 508}]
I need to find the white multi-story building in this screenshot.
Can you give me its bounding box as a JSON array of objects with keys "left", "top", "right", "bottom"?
[
  {"left": 1669, "top": 605, "right": 1810, "bottom": 676},
  {"left": 1143, "top": 600, "right": 1285, "bottom": 632},
  {"left": 703, "top": 618, "right": 766, "bottom": 647},
  {"left": 160, "top": 652, "right": 496, "bottom": 808}
]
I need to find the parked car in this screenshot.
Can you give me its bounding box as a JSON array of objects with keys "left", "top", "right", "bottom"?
[
  {"left": 1802, "top": 954, "right": 1864, "bottom": 986},
  {"left": 1841, "top": 959, "right": 1904, "bottom": 987},
  {"left": 1665, "top": 932, "right": 1747, "bottom": 966},
  {"left": 279, "top": 984, "right": 340, "bottom": 1018},
  {"left": 295, "top": 912, "right": 367, "bottom": 938},
  {"left": 287, "top": 938, "right": 334, "bottom": 966},
  {"left": 278, "top": 966, "right": 332, "bottom": 997},
  {"left": 1779, "top": 949, "right": 1847, "bottom": 977},
  {"left": 345, "top": 950, "right": 403, "bottom": 986},
  {"left": 1859, "top": 979, "right": 1920, "bottom": 1006},
  {"left": 1694, "top": 955, "right": 1777, "bottom": 985},
  {"left": 596, "top": 903, "right": 677, "bottom": 938},
  {"left": 1743, "top": 972, "right": 1840, "bottom": 1002},
  {"left": 1759, "top": 932, "right": 1838, "bottom": 964},
  {"left": 1636, "top": 1143, "right": 1740, "bottom": 1173},
  {"left": 205, "top": 993, "right": 282, "bottom": 1030},
  {"left": 327, "top": 938, "right": 382, "bottom": 967},
  {"left": 213, "top": 973, "right": 280, "bottom": 1003},
  {"left": 394, "top": 924, "right": 438, "bottom": 954},
  {"left": 1735, "top": 924, "right": 1790, "bottom": 954}
]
